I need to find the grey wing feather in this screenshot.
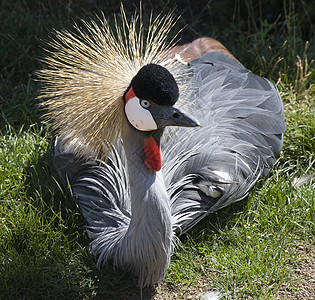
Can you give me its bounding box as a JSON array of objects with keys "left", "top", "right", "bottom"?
[
  {"left": 54, "top": 137, "right": 130, "bottom": 267},
  {"left": 162, "top": 52, "right": 286, "bottom": 233}
]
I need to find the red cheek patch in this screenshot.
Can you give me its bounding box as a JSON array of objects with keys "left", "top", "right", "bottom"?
[
  {"left": 143, "top": 135, "right": 162, "bottom": 172},
  {"left": 125, "top": 86, "right": 136, "bottom": 103}
]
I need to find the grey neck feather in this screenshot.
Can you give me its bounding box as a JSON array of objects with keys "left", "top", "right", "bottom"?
[{"left": 116, "top": 121, "right": 173, "bottom": 287}]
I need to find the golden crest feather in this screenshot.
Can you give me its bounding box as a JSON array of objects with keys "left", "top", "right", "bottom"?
[{"left": 38, "top": 5, "right": 184, "bottom": 159}]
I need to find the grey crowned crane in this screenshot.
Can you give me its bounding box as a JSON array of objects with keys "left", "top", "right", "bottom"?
[{"left": 38, "top": 7, "right": 286, "bottom": 289}]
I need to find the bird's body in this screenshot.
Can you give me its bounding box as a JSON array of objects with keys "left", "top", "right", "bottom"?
[{"left": 39, "top": 9, "right": 286, "bottom": 289}]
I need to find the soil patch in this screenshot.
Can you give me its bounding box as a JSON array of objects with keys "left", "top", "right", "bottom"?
[{"left": 275, "top": 245, "right": 315, "bottom": 300}]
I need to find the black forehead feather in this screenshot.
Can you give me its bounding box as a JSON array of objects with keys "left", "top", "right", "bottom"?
[{"left": 131, "top": 64, "right": 179, "bottom": 106}]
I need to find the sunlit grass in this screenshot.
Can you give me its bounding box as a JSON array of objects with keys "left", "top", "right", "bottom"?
[{"left": 167, "top": 169, "right": 314, "bottom": 298}]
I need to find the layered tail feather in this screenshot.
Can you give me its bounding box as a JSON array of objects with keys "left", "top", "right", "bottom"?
[
  {"left": 164, "top": 142, "right": 263, "bottom": 233},
  {"left": 54, "top": 137, "right": 131, "bottom": 269}
]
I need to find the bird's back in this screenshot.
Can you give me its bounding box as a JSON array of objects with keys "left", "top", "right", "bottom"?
[{"left": 162, "top": 51, "right": 286, "bottom": 232}]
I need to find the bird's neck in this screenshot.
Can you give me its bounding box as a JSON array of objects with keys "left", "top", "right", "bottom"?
[
  {"left": 121, "top": 121, "right": 171, "bottom": 225},
  {"left": 119, "top": 122, "right": 173, "bottom": 287}
]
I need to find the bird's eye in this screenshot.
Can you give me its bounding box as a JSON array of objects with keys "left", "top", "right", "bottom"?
[{"left": 140, "top": 100, "right": 150, "bottom": 108}]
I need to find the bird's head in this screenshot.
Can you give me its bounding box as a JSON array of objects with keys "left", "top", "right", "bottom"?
[
  {"left": 38, "top": 6, "right": 198, "bottom": 161},
  {"left": 124, "top": 64, "right": 199, "bottom": 131}
]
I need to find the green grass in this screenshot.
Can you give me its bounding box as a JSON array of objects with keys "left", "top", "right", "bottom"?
[
  {"left": 167, "top": 175, "right": 314, "bottom": 299},
  {"left": 1, "top": 0, "right": 314, "bottom": 299}
]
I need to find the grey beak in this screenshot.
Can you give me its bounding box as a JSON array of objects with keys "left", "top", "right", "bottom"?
[{"left": 154, "top": 105, "right": 200, "bottom": 128}]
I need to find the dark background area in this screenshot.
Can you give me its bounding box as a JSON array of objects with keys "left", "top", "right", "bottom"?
[{"left": 1, "top": 0, "right": 314, "bottom": 130}]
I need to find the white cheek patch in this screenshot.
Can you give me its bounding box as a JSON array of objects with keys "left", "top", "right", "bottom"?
[{"left": 125, "top": 97, "right": 157, "bottom": 131}]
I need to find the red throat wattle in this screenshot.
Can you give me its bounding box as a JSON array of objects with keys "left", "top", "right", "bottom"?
[{"left": 143, "top": 135, "right": 162, "bottom": 172}]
